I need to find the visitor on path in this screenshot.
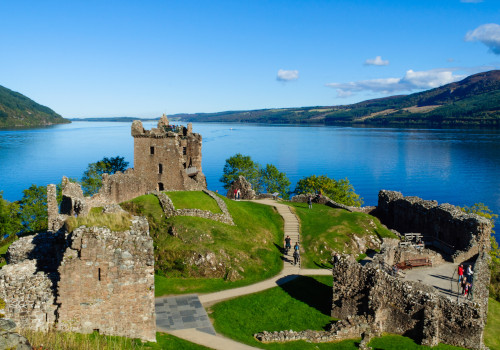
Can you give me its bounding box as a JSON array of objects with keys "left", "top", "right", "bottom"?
[
  {"left": 333, "top": 253, "right": 340, "bottom": 265},
  {"left": 466, "top": 264, "right": 474, "bottom": 282},
  {"left": 465, "top": 282, "right": 472, "bottom": 299},
  {"left": 458, "top": 264, "right": 464, "bottom": 283},
  {"left": 234, "top": 188, "right": 238, "bottom": 200},
  {"left": 294, "top": 242, "right": 300, "bottom": 252},
  {"left": 284, "top": 236, "right": 291, "bottom": 254},
  {"left": 307, "top": 195, "right": 312, "bottom": 209},
  {"left": 237, "top": 189, "right": 241, "bottom": 200},
  {"left": 293, "top": 250, "right": 300, "bottom": 266},
  {"left": 461, "top": 277, "right": 468, "bottom": 296}
]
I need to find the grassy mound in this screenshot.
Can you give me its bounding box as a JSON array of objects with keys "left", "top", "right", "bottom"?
[
  {"left": 166, "top": 191, "right": 222, "bottom": 213},
  {"left": 210, "top": 275, "right": 467, "bottom": 350},
  {"left": 287, "top": 202, "right": 397, "bottom": 268},
  {"left": 121, "top": 194, "right": 283, "bottom": 295}
]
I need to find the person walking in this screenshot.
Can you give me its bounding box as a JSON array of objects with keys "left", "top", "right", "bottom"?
[
  {"left": 466, "top": 264, "right": 474, "bottom": 283},
  {"left": 461, "top": 276, "right": 468, "bottom": 296},
  {"left": 307, "top": 195, "right": 312, "bottom": 209},
  {"left": 293, "top": 249, "right": 300, "bottom": 266},
  {"left": 284, "top": 235, "right": 291, "bottom": 254},
  {"left": 294, "top": 242, "right": 300, "bottom": 252},
  {"left": 233, "top": 188, "right": 237, "bottom": 200},
  {"left": 458, "top": 264, "right": 464, "bottom": 284},
  {"left": 237, "top": 189, "right": 241, "bottom": 200}
]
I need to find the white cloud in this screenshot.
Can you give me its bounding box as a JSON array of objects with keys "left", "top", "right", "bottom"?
[
  {"left": 326, "top": 68, "right": 464, "bottom": 97},
  {"left": 277, "top": 69, "right": 299, "bottom": 81},
  {"left": 364, "top": 56, "right": 389, "bottom": 66},
  {"left": 465, "top": 23, "right": 500, "bottom": 54},
  {"left": 460, "top": 0, "right": 483, "bottom": 3}
]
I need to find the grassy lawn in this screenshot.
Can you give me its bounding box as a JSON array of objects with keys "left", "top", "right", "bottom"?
[
  {"left": 21, "top": 330, "right": 210, "bottom": 350},
  {"left": 286, "top": 202, "right": 397, "bottom": 268},
  {"left": 0, "top": 236, "right": 17, "bottom": 268},
  {"left": 485, "top": 297, "right": 500, "bottom": 350},
  {"left": 122, "top": 194, "right": 284, "bottom": 295},
  {"left": 210, "top": 275, "right": 467, "bottom": 350},
  {"left": 166, "top": 191, "right": 222, "bottom": 213}
]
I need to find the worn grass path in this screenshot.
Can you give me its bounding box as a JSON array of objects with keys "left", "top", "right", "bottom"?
[{"left": 156, "top": 199, "right": 331, "bottom": 350}]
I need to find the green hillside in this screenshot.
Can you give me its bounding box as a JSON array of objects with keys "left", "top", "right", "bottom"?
[
  {"left": 0, "top": 85, "right": 69, "bottom": 127},
  {"left": 177, "top": 70, "right": 500, "bottom": 127}
]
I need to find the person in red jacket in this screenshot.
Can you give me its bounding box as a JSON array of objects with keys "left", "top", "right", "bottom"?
[{"left": 458, "top": 264, "right": 464, "bottom": 284}]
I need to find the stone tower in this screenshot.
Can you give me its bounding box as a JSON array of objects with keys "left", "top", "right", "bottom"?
[{"left": 131, "top": 115, "right": 207, "bottom": 191}]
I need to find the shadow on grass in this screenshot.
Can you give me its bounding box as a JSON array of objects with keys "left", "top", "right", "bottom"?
[
  {"left": 278, "top": 275, "right": 332, "bottom": 316},
  {"left": 314, "top": 261, "right": 332, "bottom": 269}
]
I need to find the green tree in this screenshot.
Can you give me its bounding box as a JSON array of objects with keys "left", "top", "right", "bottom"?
[
  {"left": 19, "top": 184, "right": 48, "bottom": 233},
  {"left": 220, "top": 154, "right": 261, "bottom": 191},
  {"left": 81, "top": 156, "right": 129, "bottom": 196},
  {"left": 462, "top": 203, "right": 500, "bottom": 302},
  {"left": 294, "top": 175, "right": 363, "bottom": 207},
  {"left": 0, "top": 192, "right": 21, "bottom": 239},
  {"left": 259, "top": 164, "right": 291, "bottom": 199}
]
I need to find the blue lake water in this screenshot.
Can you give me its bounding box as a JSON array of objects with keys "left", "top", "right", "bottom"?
[{"left": 1, "top": 121, "right": 500, "bottom": 236}]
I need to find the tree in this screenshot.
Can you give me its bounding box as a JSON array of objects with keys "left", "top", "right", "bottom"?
[
  {"left": 0, "top": 192, "right": 21, "bottom": 239},
  {"left": 259, "top": 164, "right": 291, "bottom": 199},
  {"left": 19, "top": 184, "right": 48, "bottom": 233},
  {"left": 294, "top": 175, "right": 363, "bottom": 207},
  {"left": 220, "top": 154, "right": 261, "bottom": 191},
  {"left": 81, "top": 156, "right": 129, "bottom": 196}
]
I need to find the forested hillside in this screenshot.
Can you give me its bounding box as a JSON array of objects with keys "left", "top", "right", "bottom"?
[
  {"left": 0, "top": 85, "right": 69, "bottom": 127},
  {"left": 177, "top": 70, "right": 500, "bottom": 127}
]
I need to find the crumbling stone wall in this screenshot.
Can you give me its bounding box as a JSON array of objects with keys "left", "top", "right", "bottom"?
[
  {"left": 331, "top": 254, "right": 489, "bottom": 349},
  {"left": 376, "top": 190, "right": 492, "bottom": 258},
  {"left": 0, "top": 260, "right": 57, "bottom": 332},
  {"left": 0, "top": 217, "right": 156, "bottom": 342},
  {"left": 154, "top": 190, "right": 234, "bottom": 225},
  {"left": 56, "top": 217, "right": 156, "bottom": 342},
  {"left": 132, "top": 116, "right": 206, "bottom": 192},
  {"left": 226, "top": 176, "right": 255, "bottom": 200}
]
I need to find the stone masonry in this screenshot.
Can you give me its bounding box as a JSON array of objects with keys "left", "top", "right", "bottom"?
[
  {"left": 132, "top": 115, "right": 206, "bottom": 192},
  {"left": 0, "top": 215, "right": 156, "bottom": 342}
]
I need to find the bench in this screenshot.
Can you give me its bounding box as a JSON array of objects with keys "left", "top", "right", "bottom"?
[{"left": 396, "top": 258, "right": 432, "bottom": 270}]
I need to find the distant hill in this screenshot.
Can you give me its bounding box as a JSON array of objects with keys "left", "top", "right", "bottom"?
[
  {"left": 0, "top": 85, "right": 69, "bottom": 128},
  {"left": 177, "top": 70, "right": 500, "bottom": 127}
]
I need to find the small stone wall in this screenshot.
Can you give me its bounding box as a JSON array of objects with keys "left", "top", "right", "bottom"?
[
  {"left": 154, "top": 190, "right": 234, "bottom": 225},
  {"left": 226, "top": 176, "right": 255, "bottom": 200}
]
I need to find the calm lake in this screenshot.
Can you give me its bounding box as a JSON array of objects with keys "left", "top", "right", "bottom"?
[{"left": 1, "top": 121, "right": 500, "bottom": 232}]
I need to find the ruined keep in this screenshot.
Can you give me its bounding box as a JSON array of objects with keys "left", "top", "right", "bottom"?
[
  {"left": 131, "top": 114, "right": 206, "bottom": 192},
  {"left": 0, "top": 184, "right": 157, "bottom": 342}
]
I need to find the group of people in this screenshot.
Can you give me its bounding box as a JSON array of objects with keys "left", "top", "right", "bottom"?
[
  {"left": 284, "top": 235, "right": 300, "bottom": 266},
  {"left": 233, "top": 188, "right": 241, "bottom": 200},
  {"left": 458, "top": 263, "right": 474, "bottom": 298}
]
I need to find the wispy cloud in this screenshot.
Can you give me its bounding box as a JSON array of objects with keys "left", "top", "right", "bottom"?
[
  {"left": 326, "top": 68, "right": 464, "bottom": 97},
  {"left": 364, "top": 56, "right": 389, "bottom": 66},
  {"left": 277, "top": 69, "right": 299, "bottom": 82},
  {"left": 465, "top": 23, "right": 500, "bottom": 54}
]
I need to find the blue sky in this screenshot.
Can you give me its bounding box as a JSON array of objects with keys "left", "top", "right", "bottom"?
[{"left": 1, "top": 0, "right": 499, "bottom": 118}]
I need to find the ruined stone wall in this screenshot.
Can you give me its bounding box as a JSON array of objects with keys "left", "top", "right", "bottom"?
[
  {"left": 376, "top": 190, "right": 492, "bottom": 255},
  {"left": 56, "top": 217, "right": 156, "bottom": 342},
  {"left": 226, "top": 176, "right": 255, "bottom": 200},
  {"left": 1, "top": 216, "right": 156, "bottom": 342},
  {"left": 0, "top": 260, "right": 57, "bottom": 332},
  {"left": 98, "top": 170, "right": 148, "bottom": 204},
  {"left": 132, "top": 118, "right": 206, "bottom": 192},
  {"left": 331, "top": 255, "right": 489, "bottom": 349}
]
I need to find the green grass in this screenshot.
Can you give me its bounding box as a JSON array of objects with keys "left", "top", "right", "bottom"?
[
  {"left": 0, "top": 236, "right": 17, "bottom": 268},
  {"left": 21, "top": 330, "right": 210, "bottom": 350},
  {"left": 286, "top": 202, "right": 397, "bottom": 268},
  {"left": 210, "top": 275, "right": 468, "bottom": 350},
  {"left": 122, "top": 194, "right": 284, "bottom": 295},
  {"left": 485, "top": 297, "right": 500, "bottom": 350},
  {"left": 65, "top": 210, "right": 132, "bottom": 232},
  {"left": 166, "top": 191, "right": 222, "bottom": 213}
]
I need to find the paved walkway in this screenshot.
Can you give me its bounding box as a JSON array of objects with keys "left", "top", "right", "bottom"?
[
  {"left": 403, "top": 262, "right": 460, "bottom": 299},
  {"left": 156, "top": 199, "right": 332, "bottom": 350}
]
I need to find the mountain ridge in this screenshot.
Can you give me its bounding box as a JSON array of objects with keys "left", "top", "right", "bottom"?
[{"left": 0, "top": 85, "right": 69, "bottom": 128}]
